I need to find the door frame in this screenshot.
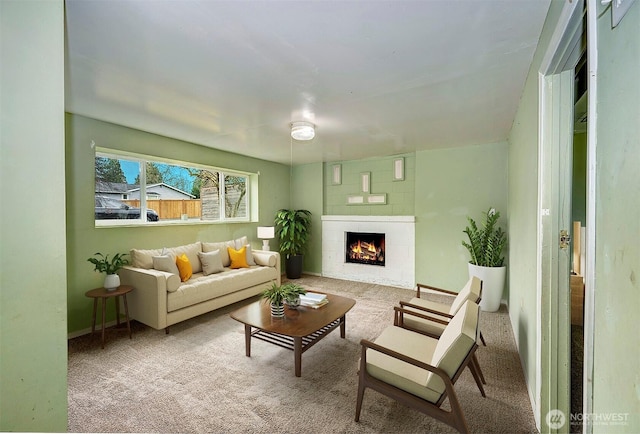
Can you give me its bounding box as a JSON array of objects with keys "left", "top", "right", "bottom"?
[{"left": 537, "top": 0, "right": 595, "bottom": 432}]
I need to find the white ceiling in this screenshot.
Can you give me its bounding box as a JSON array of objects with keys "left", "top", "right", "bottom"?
[{"left": 64, "top": 0, "right": 551, "bottom": 165}]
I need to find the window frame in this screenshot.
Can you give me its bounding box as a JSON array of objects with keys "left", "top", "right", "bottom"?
[{"left": 94, "top": 148, "right": 254, "bottom": 227}]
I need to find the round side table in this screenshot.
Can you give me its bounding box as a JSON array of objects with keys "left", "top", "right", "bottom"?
[{"left": 85, "top": 285, "right": 134, "bottom": 348}]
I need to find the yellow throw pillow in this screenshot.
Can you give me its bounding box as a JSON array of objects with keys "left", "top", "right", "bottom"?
[
  {"left": 175, "top": 253, "right": 193, "bottom": 282},
  {"left": 228, "top": 246, "right": 249, "bottom": 269}
]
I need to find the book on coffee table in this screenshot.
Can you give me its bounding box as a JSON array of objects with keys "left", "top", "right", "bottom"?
[{"left": 300, "top": 292, "right": 329, "bottom": 308}]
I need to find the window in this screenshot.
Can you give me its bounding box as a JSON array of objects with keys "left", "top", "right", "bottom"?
[{"left": 95, "top": 150, "right": 252, "bottom": 226}]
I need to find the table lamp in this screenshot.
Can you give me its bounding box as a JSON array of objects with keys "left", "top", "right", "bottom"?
[{"left": 257, "top": 226, "right": 275, "bottom": 251}]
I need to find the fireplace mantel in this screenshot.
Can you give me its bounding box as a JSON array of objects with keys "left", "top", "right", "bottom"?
[
  {"left": 321, "top": 215, "right": 415, "bottom": 223},
  {"left": 321, "top": 215, "right": 415, "bottom": 288}
]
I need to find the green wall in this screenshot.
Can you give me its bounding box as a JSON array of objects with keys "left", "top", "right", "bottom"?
[
  {"left": 65, "top": 114, "right": 291, "bottom": 334},
  {"left": 323, "top": 154, "right": 415, "bottom": 216},
  {"left": 592, "top": 1, "right": 640, "bottom": 431},
  {"left": 296, "top": 146, "right": 508, "bottom": 292},
  {"left": 291, "top": 163, "right": 324, "bottom": 274},
  {"left": 415, "top": 143, "right": 509, "bottom": 290},
  {"left": 507, "top": 1, "right": 566, "bottom": 424},
  {"left": 0, "top": 1, "right": 68, "bottom": 430}
]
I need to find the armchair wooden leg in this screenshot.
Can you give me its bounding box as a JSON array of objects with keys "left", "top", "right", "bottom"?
[
  {"left": 355, "top": 348, "right": 367, "bottom": 422},
  {"left": 355, "top": 377, "right": 366, "bottom": 422},
  {"left": 467, "top": 362, "right": 486, "bottom": 398},
  {"left": 480, "top": 331, "right": 486, "bottom": 346},
  {"left": 472, "top": 353, "right": 486, "bottom": 385}
]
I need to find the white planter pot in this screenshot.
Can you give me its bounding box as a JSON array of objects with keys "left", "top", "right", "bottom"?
[
  {"left": 270, "top": 302, "right": 285, "bottom": 318},
  {"left": 468, "top": 263, "right": 506, "bottom": 312},
  {"left": 104, "top": 274, "right": 120, "bottom": 291}
]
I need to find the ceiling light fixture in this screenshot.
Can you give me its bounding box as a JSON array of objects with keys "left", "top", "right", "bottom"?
[{"left": 290, "top": 121, "right": 315, "bottom": 141}]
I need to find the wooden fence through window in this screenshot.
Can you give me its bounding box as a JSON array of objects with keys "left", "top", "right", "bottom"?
[{"left": 123, "top": 199, "right": 202, "bottom": 220}]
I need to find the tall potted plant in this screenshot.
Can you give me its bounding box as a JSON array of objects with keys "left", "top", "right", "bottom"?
[
  {"left": 274, "top": 209, "right": 312, "bottom": 279},
  {"left": 462, "top": 208, "right": 507, "bottom": 312},
  {"left": 87, "top": 252, "right": 129, "bottom": 291}
]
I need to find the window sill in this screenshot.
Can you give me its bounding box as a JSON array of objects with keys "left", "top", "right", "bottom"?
[{"left": 95, "top": 219, "right": 251, "bottom": 228}]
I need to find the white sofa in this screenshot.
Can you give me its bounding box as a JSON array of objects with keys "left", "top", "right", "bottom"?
[{"left": 118, "top": 237, "right": 281, "bottom": 332}]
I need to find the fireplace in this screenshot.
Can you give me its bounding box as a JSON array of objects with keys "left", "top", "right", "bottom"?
[
  {"left": 323, "top": 216, "right": 415, "bottom": 288},
  {"left": 345, "top": 232, "right": 385, "bottom": 266}
]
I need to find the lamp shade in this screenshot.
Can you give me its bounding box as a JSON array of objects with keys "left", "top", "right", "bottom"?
[{"left": 257, "top": 226, "right": 275, "bottom": 239}]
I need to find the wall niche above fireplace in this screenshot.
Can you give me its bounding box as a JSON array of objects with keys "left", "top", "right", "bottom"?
[{"left": 345, "top": 232, "right": 385, "bottom": 266}]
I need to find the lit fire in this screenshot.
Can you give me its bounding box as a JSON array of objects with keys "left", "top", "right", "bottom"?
[{"left": 348, "top": 239, "right": 384, "bottom": 264}]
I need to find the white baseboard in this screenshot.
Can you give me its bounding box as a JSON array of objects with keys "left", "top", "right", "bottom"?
[{"left": 68, "top": 319, "right": 121, "bottom": 339}]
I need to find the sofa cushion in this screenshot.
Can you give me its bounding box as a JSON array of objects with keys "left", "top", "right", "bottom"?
[
  {"left": 130, "top": 247, "right": 163, "bottom": 269},
  {"left": 234, "top": 236, "right": 248, "bottom": 249},
  {"left": 198, "top": 250, "right": 224, "bottom": 275},
  {"left": 176, "top": 253, "right": 193, "bottom": 282},
  {"left": 152, "top": 255, "right": 180, "bottom": 276},
  {"left": 165, "top": 242, "right": 202, "bottom": 274},
  {"left": 228, "top": 246, "right": 249, "bottom": 269},
  {"left": 202, "top": 241, "right": 235, "bottom": 267},
  {"left": 167, "top": 266, "right": 278, "bottom": 312}
]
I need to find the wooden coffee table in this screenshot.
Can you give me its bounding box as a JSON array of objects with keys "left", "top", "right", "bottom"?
[{"left": 230, "top": 292, "right": 356, "bottom": 377}]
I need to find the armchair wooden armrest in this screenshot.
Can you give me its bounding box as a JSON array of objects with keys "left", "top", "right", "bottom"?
[
  {"left": 394, "top": 305, "right": 450, "bottom": 339},
  {"left": 398, "top": 301, "right": 454, "bottom": 319},
  {"left": 416, "top": 282, "right": 458, "bottom": 298}
]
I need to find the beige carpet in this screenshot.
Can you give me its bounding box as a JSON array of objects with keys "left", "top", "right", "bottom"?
[{"left": 68, "top": 275, "right": 538, "bottom": 433}]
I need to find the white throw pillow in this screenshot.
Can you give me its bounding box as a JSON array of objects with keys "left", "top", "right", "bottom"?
[
  {"left": 198, "top": 250, "right": 224, "bottom": 275},
  {"left": 152, "top": 255, "right": 180, "bottom": 275},
  {"left": 243, "top": 244, "right": 257, "bottom": 266}
]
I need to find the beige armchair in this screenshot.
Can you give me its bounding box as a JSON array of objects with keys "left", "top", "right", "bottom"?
[
  {"left": 394, "top": 276, "right": 486, "bottom": 392},
  {"left": 355, "top": 300, "right": 482, "bottom": 434},
  {"left": 398, "top": 277, "right": 483, "bottom": 338}
]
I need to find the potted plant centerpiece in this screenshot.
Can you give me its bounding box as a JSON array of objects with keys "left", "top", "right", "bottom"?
[
  {"left": 87, "top": 252, "right": 129, "bottom": 291},
  {"left": 282, "top": 282, "right": 306, "bottom": 309},
  {"left": 274, "top": 209, "right": 312, "bottom": 279},
  {"left": 262, "top": 282, "right": 307, "bottom": 317},
  {"left": 462, "top": 208, "right": 507, "bottom": 312}
]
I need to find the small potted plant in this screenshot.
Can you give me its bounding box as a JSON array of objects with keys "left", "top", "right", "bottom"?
[
  {"left": 87, "top": 252, "right": 129, "bottom": 291},
  {"left": 262, "top": 282, "right": 307, "bottom": 317},
  {"left": 462, "top": 208, "right": 507, "bottom": 312},
  {"left": 282, "top": 282, "right": 307, "bottom": 309}
]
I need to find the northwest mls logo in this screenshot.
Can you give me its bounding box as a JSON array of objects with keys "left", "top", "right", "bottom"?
[{"left": 546, "top": 409, "right": 566, "bottom": 429}]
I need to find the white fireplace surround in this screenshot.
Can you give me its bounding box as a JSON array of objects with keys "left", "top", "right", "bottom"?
[{"left": 321, "top": 215, "right": 415, "bottom": 288}]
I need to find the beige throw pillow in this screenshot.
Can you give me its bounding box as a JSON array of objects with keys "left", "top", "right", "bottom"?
[
  {"left": 198, "top": 250, "right": 224, "bottom": 275},
  {"left": 152, "top": 255, "right": 180, "bottom": 275},
  {"left": 202, "top": 241, "right": 235, "bottom": 267}
]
